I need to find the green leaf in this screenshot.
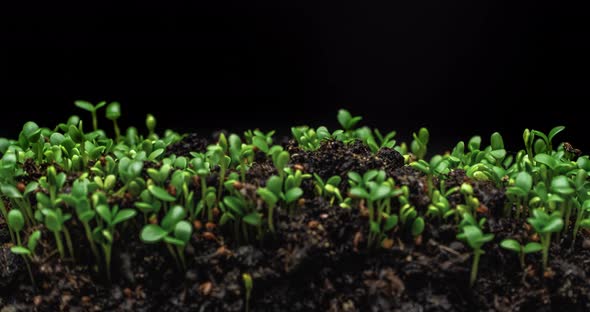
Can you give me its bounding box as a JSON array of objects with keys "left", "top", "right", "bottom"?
[
  {"left": 148, "top": 148, "right": 164, "bottom": 161},
  {"left": 223, "top": 196, "right": 245, "bottom": 216},
  {"left": 8, "top": 210, "right": 25, "bottom": 232},
  {"left": 489, "top": 149, "right": 506, "bottom": 160},
  {"left": 96, "top": 205, "right": 112, "bottom": 224},
  {"left": 371, "top": 185, "right": 392, "bottom": 201},
  {"left": 243, "top": 212, "right": 262, "bottom": 226},
  {"left": 27, "top": 230, "right": 41, "bottom": 252},
  {"left": 174, "top": 220, "right": 193, "bottom": 243},
  {"left": 514, "top": 172, "right": 533, "bottom": 193},
  {"left": 1, "top": 184, "right": 22, "bottom": 199},
  {"left": 523, "top": 242, "right": 542, "bottom": 254},
  {"left": 113, "top": 209, "right": 137, "bottom": 225},
  {"left": 257, "top": 188, "right": 278, "bottom": 206},
  {"left": 490, "top": 132, "right": 504, "bottom": 150},
  {"left": 411, "top": 217, "right": 425, "bottom": 236},
  {"left": 383, "top": 215, "right": 398, "bottom": 231},
  {"left": 337, "top": 109, "right": 352, "bottom": 129},
  {"left": 500, "top": 239, "right": 521, "bottom": 252},
  {"left": 140, "top": 224, "right": 168, "bottom": 243},
  {"left": 548, "top": 126, "right": 565, "bottom": 142},
  {"left": 285, "top": 187, "right": 303, "bottom": 203},
  {"left": 148, "top": 185, "right": 176, "bottom": 202},
  {"left": 265, "top": 176, "right": 283, "bottom": 196},
  {"left": 43, "top": 210, "right": 61, "bottom": 232},
  {"left": 252, "top": 137, "right": 269, "bottom": 154},
  {"left": 543, "top": 217, "right": 563, "bottom": 233},
  {"left": 79, "top": 210, "right": 96, "bottom": 223},
  {"left": 274, "top": 151, "right": 290, "bottom": 171},
  {"left": 534, "top": 153, "right": 557, "bottom": 169},
  {"left": 347, "top": 172, "right": 362, "bottom": 184},
  {"left": 106, "top": 102, "right": 121, "bottom": 120},
  {"left": 10, "top": 246, "right": 31, "bottom": 255},
  {"left": 75, "top": 100, "right": 95, "bottom": 112},
  {"left": 350, "top": 187, "right": 370, "bottom": 199},
  {"left": 551, "top": 175, "right": 574, "bottom": 196},
  {"left": 370, "top": 221, "right": 380, "bottom": 234},
  {"left": 161, "top": 205, "right": 187, "bottom": 232}
]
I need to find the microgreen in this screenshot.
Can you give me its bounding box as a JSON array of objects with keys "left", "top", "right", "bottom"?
[
  {"left": 243, "top": 273, "right": 253, "bottom": 312},
  {"left": 146, "top": 114, "right": 157, "bottom": 139},
  {"left": 106, "top": 101, "right": 122, "bottom": 141},
  {"left": 500, "top": 238, "right": 542, "bottom": 268},
  {"left": 94, "top": 204, "right": 136, "bottom": 280},
  {"left": 10, "top": 229, "right": 41, "bottom": 287},
  {"left": 75, "top": 100, "right": 106, "bottom": 131},
  {"left": 410, "top": 127, "right": 429, "bottom": 160},
  {"left": 140, "top": 205, "right": 192, "bottom": 270},
  {"left": 456, "top": 220, "right": 494, "bottom": 286},
  {"left": 527, "top": 209, "right": 563, "bottom": 271}
]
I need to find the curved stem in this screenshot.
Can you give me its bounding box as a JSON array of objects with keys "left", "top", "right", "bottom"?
[{"left": 470, "top": 249, "right": 482, "bottom": 287}]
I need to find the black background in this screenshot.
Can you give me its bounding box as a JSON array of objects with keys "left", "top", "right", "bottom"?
[{"left": 1, "top": 1, "right": 588, "bottom": 153}]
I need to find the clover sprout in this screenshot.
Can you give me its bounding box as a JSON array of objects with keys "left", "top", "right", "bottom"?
[
  {"left": 457, "top": 222, "right": 494, "bottom": 286},
  {"left": 527, "top": 209, "right": 563, "bottom": 271},
  {"left": 10, "top": 230, "right": 41, "bottom": 287},
  {"left": 75, "top": 100, "right": 106, "bottom": 131},
  {"left": 500, "top": 238, "right": 542, "bottom": 268}
]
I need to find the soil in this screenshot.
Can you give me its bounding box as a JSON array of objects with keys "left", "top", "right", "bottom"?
[{"left": 2, "top": 137, "right": 590, "bottom": 311}]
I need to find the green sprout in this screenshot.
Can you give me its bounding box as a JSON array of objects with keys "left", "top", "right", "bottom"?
[
  {"left": 527, "top": 209, "right": 563, "bottom": 271},
  {"left": 500, "top": 238, "right": 542, "bottom": 269},
  {"left": 243, "top": 273, "right": 253, "bottom": 312},
  {"left": 10, "top": 229, "right": 41, "bottom": 287},
  {"left": 313, "top": 174, "right": 343, "bottom": 205},
  {"left": 410, "top": 127, "right": 429, "bottom": 160},
  {"left": 94, "top": 204, "right": 136, "bottom": 280},
  {"left": 106, "top": 101, "right": 122, "bottom": 141},
  {"left": 456, "top": 222, "right": 494, "bottom": 287},
  {"left": 410, "top": 155, "right": 450, "bottom": 198},
  {"left": 140, "top": 205, "right": 193, "bottom": 270},
  {"left": 75, "top": 100, "right": 106, "bottom": 131},
  {"left": 505, "top": 172, "right": 532, "bottom": 219},
  {"left": 337, "top": 109, "right": 362, "bottom": 137},
  {"left": 531, "top": 126, "right": 565, "bottom": 154},
  {"left": 146, "top": 114, "right": 157, "bottom": 139}
]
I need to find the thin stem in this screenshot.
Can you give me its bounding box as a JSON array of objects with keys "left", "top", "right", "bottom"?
[
  {"left": 63, "top": 227, "right": 75, "bottom": 260},
  {"left": 176, "top": 245, "right": 186, "bottom": 271},
  {"left": 54, "top": 231, "right": 65, "bottom": 259},
  {"left": 268, "top": 204, "right": 275, "bottom": 232},
  {"left": 113, "top": 120, "right": 121, "bottom": 142},
  {"left": 470, "top": 249, "right": 482, "bottom": 287},
  {"left": 23, "top": 257, "right": 36, "bottom": 288},
  {"left": 83, "top": 222, "right": 101, "bottom": 264},
  {"left": 165, "top": 243, "right": 181, "bottom": 270},
  {"left": 92, "top": 111, "right": 98, "bottom": 131},
  {"left": 541, "top": 233, "right": 550, "bottom": 272},
  {"left": 104, "top": 244, "right": 112, "bottom": 281}
]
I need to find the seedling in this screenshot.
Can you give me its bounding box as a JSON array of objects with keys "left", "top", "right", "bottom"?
[
  {"left": 456, "top": 223, "right": 494, "bottom": 286},
  {"left": 106, "top": 101, "right": 122, "bottom": 141},
  {"left": 505, "top": 172, "right": 532, "bottom": 219},
  {"left": 337, "top": 109, "right": 362, "bottom": 138},
  {"left": 527, "top": 209, "right": 563, "bottom": 271},
  {"left": 75, "top": 100, "right": 106, "bottom": 131},
  {"left": 243, "top": 273, "right": 253, "bottom": 312},
  {"left": 500, "top": 239, "right": 542, "bottom": 268},
  {"left": 146, "top": 114, "right": 157, "bottom": 139},
  {"left": 93, "top": 204, "right": 136, "bottom": 280},
  {"left": 141, "top": 205, "right": 193, "bottom": 270},
  {"left": 313, "top": 174, "right": 343, "bottom": 205},
  {"left": 410, "top": 155, "right": 450, "bottom": 198},
  {"left": 410, "top": 127, "right": 429, "bottom": 160},
  {"left": 10, "top": 230, "right": 41, "bottom": 287}
]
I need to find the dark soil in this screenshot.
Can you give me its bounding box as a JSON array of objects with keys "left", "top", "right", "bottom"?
[{"left": 2, "top": 140, "right": 590, "bottom": 311}]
